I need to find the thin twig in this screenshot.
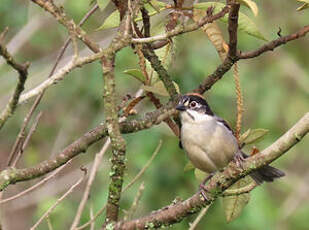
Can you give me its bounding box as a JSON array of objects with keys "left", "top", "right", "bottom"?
[
  {"left": 70, "top": 139, "right": 110, "bottom": 230},
  {"left": 30, "top": 0, "right": 100, "bottom": 53},
  {"left": 89, "top": 203, "right": 95, "bottom": 230},
  {"left": 30, "top": 171, "right": 86, "bottom": 230},
  {"left": 76, "top": 206, "right": 107, "bottom": 230},
  {"left": 132, "top": 6, "right": 230, "bottom": 43},
  {"left": 188, "top": 206, "right": 210, "bottom": 230},
  {"left": 7, "top": 4, "right": 99, "bottom": 166},
  {"left": 0, "top": 31, "right": 29, "bottom": 130},
  {"left": 239, "top": 25, "right": 309, "bottom": 59},
  {"left": 0, "top": 160, "right": 71, "bottom": 204},
  {"left": 11, "top": 112, "right": 42, "bottom": 167},
  {"left": 124, "top": 182, "right": 145, "bottom": 221},
  {"left": 46, "top": 215, "right": 54, "bottom": 230},
  {"left": 76, "top": 139, "right": 161, "bottom": 230},
  {"left": 123, "top": 140, "right": 162, "bottom": 192},
  {"left": 222, "top": 182, "right": 257, "bottom": 197}
]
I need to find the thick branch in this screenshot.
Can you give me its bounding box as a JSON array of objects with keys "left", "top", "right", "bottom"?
[
  {"left": 227, "top": 3, "right": 240, "bottom": 59},
  {"left": 194, "top": 53, "right": 235, "bottom": 94},
  {"left": 0, "top": 35, "right": 29, "bottom": 130},
  {"left": 194, "top": 3, "right": 239, "bottom": 94},
  {"left": 102, "top": 53, "right": 127, "bottom": 224},
  {"left": 114, "top": 113, "right": 309, "bottom": 229}
]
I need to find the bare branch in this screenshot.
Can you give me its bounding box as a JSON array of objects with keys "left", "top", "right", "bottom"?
[
  {"left": 239, "top": 25, "right": 309, "bottom": 59},
  {"left": 0, "top": 31, "right": 29, "bottom": 130},
  {"left": 0, "top": 160, "right": 71, "bottom": 204},
  {"left": 132, "top": 6, "right": 230, "bottom": 44},
  {"left": 70, "top": 139, "right": 110, "bottom": 230},
  {"left": 188, "top": 206, "right": 210, "bottom": 230},
  {"left": 30, "top": 0, "right": 100, "bottom": 53},
  {"left": 123, "top": 140, "right": 162, "bottom": 192},
  {"left": 227, "top": 3, "right": 240, "bottom": 59},
  {"left": 10, "top": 112, "right": 42, "bottom": 167},
  {"left": 30, "top": 170, "right": 86, "bottom": 230}
]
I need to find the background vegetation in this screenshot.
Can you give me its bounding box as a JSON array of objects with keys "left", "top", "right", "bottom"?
[{"left": 0, "top": 0, "right": 308, "bottom": 229}]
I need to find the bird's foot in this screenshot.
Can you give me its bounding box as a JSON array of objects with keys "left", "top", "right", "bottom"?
[
  {"left": 199, "top": 184, "right": 210, "bottom": 201},
  {"left": 199, "top": 173, "right": 215, "bottom": 201},
  {"left": 234, "top": 151, "right": 245, "bottom": 169}
]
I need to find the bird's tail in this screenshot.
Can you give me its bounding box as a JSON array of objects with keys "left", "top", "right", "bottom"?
[{"left": 250, "top": 165, "right": 285, "bottom": 184}]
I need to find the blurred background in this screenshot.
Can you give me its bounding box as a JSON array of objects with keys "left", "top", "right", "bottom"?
[{"left": 0, "top": 0, "right": 308, "bottom": 229}]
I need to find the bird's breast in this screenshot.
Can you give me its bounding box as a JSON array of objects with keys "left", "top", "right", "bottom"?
[{"left": 181, "top": 119, "right": 238, "bottom": 174}]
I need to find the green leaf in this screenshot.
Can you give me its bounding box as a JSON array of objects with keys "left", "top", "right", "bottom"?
[
  {"left": 123, "top": 69, "right": 146, "bottom": 83},
  {"left": 96, "top": 10, "right": 120, "bottom": 31},
  {"left": 222, "top": 177, "right": 252, "bottom": 222},
  {"left": 193, "top": 2, "right": 267, "bottom": 41},
  {"left": 97, "top": 1, "right": 167, "bottom": 30},
  {"left": 237, "top": 0, "right": 258, "bottom": 16},
  {"left": 97, "top": 0, "right": 109, "bottom": 11},
  {"left": 297, "top": 0, "right": 309, "bottom": 11},
  {"left": 239, "top": 128, "right": 251, "bottom": 144},
  {"left": 240, "top": 128, "right": 269, "bottom": 145},
  {"left": 297, "top": 0, "right": 309, "bottom": 3},
  {"left": 142, "top": 80, "right": 180, "bottom": 96},
  {"left": 184, "top": 161, "right": 195, "bottom": 172}
]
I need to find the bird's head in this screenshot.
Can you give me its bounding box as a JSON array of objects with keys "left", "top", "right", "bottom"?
[{"left": 176, "top": 93, "right": 214, "bottom": 122}]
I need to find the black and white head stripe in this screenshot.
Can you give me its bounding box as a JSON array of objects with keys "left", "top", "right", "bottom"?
[{"left": 178, "top": 94, "right": 214, "bottom": 115}]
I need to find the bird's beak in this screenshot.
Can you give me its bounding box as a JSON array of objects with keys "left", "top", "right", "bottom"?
[{"left": 176, "top": 104, "right": 186, "bottom": 111}]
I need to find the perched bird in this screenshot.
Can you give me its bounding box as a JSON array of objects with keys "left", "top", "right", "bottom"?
[{"left": 176, "top": 93, "right": 284, "bottom": 196}]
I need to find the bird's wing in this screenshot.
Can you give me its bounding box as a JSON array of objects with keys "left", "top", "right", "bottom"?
[{"left": 214, "top": 115, "right": 235, "bottom": 135}]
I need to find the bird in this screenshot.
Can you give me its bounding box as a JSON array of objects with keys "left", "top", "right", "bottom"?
[{"left": 176, "top": 93, "right": 284, "bottom": 198}]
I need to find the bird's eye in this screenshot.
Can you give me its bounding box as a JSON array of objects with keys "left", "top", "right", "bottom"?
[{"left": 190, "top": 101, "right": 197, "bottom": 108}]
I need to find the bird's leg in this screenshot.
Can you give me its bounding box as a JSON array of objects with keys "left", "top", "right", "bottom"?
[
  {"left": 234, "top": 151, "right": 245, "bottom": 169},
  {"left": 199, "top": 173, "right": 215, "bottom": 201}
]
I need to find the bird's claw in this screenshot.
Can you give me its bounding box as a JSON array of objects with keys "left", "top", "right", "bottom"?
[
  {"left": 199, "top": 184, "right": 210, "bottom": 202},
  {"left": 234, "top": 152, "right": 245, "bottom": 169},
  {"left": 198, "top": 173, "right": 214, "bottom": 202}
]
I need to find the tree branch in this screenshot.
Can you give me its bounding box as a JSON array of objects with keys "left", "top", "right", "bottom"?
[
  {"left": 0, "top": 30, "right": 30, "bottom": 130},
  {"left": 0, "top": 103, "right": 176, "bottom": 192},
  {"left": 239, "top": 25, "right": 309, "bottom": 59},
  {"left": 30, "top": 0, "right": 100, "bottom": 53},
  {"left": 101, "top": 10, "right": 133, "bottom": 224},
  {"left": 114, "top": 113, "right": 309, "bottom": 229},
  {"left": 131, "top": 6, "right": 230, "bottom": 44},
  {"left": 227, "top": 3, "right": 240, "bottom": 59},
  {"left": 194, "top": 2, "right": 240, "bottom": 94}
]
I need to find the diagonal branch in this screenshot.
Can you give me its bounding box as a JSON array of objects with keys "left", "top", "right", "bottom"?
[
  {"left": 0, "top": 103, "right": 176, "bottom": 192},
  {"left": 194, "top": 2, "right": 240, "bottom": 94},
  {"left": 239, "top": 25, "right": 309, "bottom": 59},
  {"left": 114, "top": 113, "right": 309, "bottom": 229},
  {"left": 141, "top": 45, "right": 178, "bottom": 99},
  {"left": 6, "top": 3, "right": 99, "bottom": 166},
  {"left": 132, "top": 6, "right": 230, "bottom": 44},
  {"left": 0, "top": 30, "right": 30, "bottom": 130},
  {"left": 30, "top": 0, "right": 100, "bottom": 53}
]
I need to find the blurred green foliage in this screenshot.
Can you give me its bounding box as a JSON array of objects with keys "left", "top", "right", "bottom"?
[{"left": 0, "top": 0, "right": 308, "bottom": 229}]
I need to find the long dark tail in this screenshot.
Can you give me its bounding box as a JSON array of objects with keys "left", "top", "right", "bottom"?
[{"left": 250, "top": 165, "right": 285, "bottom": 184}]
